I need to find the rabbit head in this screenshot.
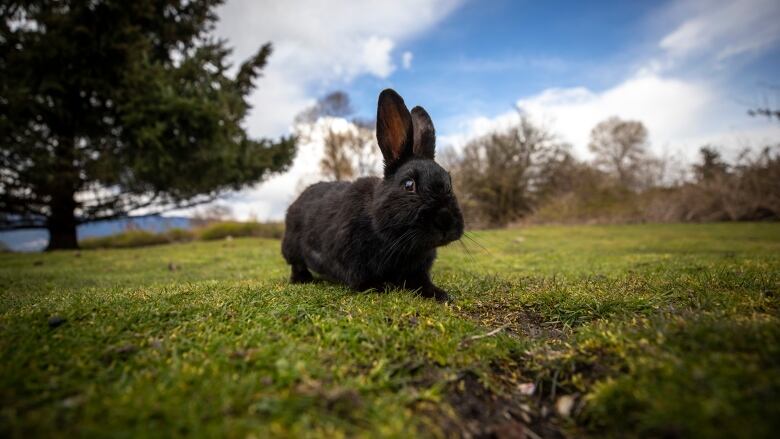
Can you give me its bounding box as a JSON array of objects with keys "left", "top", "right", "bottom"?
[{"left": 370, "top": 89, "right": 464, "bottom": 250}]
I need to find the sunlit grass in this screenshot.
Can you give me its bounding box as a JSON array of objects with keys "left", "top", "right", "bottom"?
[{"left": 1, "top": 223, "right": 778, "bottom": 438}]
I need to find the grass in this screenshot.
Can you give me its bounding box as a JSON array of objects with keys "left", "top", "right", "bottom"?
[{"left": 1, "top": 223, "right": 779, "bottom": 438}]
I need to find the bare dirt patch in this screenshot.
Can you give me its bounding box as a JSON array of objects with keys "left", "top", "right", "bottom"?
[
  {"left": 418, "top": 369, "right": 571, "bottom": 438},
  {"left": 460, "top": 301, "right": 568, "bottom": 341},
  {"left": 424, "top": 301, "right": 577, "bottom": 437}
]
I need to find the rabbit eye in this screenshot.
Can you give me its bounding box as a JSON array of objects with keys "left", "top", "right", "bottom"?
[{"left": 403, "top": 179, "right": 416, "bottom": 193}]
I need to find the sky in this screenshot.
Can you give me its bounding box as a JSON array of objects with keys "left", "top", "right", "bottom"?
[{"left": 199, "top": 0, "right": 780, "bottom": 220}]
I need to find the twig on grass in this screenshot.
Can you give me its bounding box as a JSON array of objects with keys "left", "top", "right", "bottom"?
[
  {"left": 461, "top": 325, "right": 510, "bottom": 347},
  {"left": 468, "top": 325, "right": 508, "bottom": 340}
]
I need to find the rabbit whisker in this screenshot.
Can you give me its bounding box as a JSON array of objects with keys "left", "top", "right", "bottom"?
[
  {"left": 380, "top": 228, "right": 415, "bottom": 267},
  {"left": 463, "top": 231, "right": 489, "bottom": 253},
  {"left": 457, "top": 238, "right": 476, "bottom": 262}
]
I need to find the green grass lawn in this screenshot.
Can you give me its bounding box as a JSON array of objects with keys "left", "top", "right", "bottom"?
[{"left": 2, "top": 223, "right": 779, "bottom": 438}]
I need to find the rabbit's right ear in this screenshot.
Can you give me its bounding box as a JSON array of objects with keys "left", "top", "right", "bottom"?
[{"left": 376, "top": 89, "right": 414, "bottom": 174}]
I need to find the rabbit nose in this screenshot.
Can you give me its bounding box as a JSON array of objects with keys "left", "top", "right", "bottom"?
[{"left": 434, "top": 208, "right": 453, "bottom": 230}]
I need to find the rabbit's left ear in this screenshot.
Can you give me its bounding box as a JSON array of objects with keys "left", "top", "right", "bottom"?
[
  {"left": 376, "top": 89, "right": 414, "bottom": 171},
  {"left": 411, "top": 106, "right": 435, "bottom": 159}
]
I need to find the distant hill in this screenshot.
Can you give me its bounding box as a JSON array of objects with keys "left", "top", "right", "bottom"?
[{"left": 0, "top": 216, "right": 191, "bottom": 252}]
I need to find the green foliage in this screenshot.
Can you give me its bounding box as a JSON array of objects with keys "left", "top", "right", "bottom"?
[
  {"left": 79, "top": 228, "right": 195, "bottom": 249},
  {"left": 580, "top": 316, "right": 780, "bottom": 438},
  {"left": 197, "top": 221, "right": 284, "bottom": 240},
  {"left": 165, "top": 227, "right": 197, "bottom": 243},
  {"left": 1, "top": 223, "right": 779, "bottom": 437},
  {"left": 74, "top": 222, "right": 283, "bottom": 249},
  {"left": 0, "top": 1, "right": 296, "bottom": 248},
  {"left": 79, "top": 230, "right": 169, "bottom": 249}
]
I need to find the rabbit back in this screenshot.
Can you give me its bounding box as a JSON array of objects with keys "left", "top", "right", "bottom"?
[{"left": 283, "top": 178, "right": 382, "bottom": 288}]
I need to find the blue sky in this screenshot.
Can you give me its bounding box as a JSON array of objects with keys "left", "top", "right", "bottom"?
[
  {"left": 347, "top": 0, "right": 669, "bottom": 122},
  {"left": 342, "top": 0, "right": 780, "bottom": 140},
  {"left": 209, "top": 0, "right": 780, "bottom": 220}
]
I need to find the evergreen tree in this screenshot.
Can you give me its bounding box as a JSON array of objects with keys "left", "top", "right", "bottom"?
[{"left": 0, "top": 1, "right": 296, "bottom": 249}]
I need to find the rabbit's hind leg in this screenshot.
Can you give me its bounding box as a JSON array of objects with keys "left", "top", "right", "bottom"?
[
  {"left": 282, "top": 234, "right": 314, "bottom": 283},
  {"left": 290, "top": 263, "right": 314, "bottom": 284}
]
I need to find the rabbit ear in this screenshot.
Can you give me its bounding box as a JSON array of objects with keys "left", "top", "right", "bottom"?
[
  {"left": 411, "top": 106, "right": 435, "bottom": 159},
  {"left": 376, "top": 89, "right": 414, "bottom": 172}
]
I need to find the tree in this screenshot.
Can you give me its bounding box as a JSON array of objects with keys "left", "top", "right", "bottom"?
[
  {"left": 588, "top": 117, "right": 650, "bottom": 190},
  {"left": 748, "top": 107, "right": 780, "bottom": 121},
  {"left": 453, "top": 116, "right": 568, "bottom": 227},
  {"left": 0, "top": 1, "right": 296, "bottom": 249},
  {"left": 295, "top": 91, "right": 379, "bottom": 181},
  {"left": 693, "top": 146, "right": 729, "bottom": 182},
  {"left": 190, "top": 203, "right": 234, "bottom": 227},
  {"left": 747, "top": 90, "right": 780, "bottom": 122}
]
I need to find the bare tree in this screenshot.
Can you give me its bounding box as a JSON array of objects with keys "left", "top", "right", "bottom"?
[
  {"left": 295, "top": 92, "right": 380, "bottom": 181},
  {"left": 349, "top": 118, "right": 382, "bottom": 177},
  {"left": 191, "top": 204, "right": 234, "bottom": 227},
  {"left": 452, "top": 116, "right": 569, "bottom": 227},
  {"left": 747, "top": 86, "right": 780, "bottom": 121},
  {"left": 588, "top": 117, "right": 651, "bottom": 190},
  {"left": 693, "top": 146, "right": 729, "bottom": 182},
  {"left": 748, "top": 108, "right": 780, "bottom": 121},
  {"left": 319, "top": 127, "right": 359, "bottom": 181},
  {"left": 295, "top": 91, "right": 353, "bottom": 123}
]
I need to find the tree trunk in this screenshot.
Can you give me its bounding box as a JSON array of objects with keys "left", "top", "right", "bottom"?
[
  {"left": 46, "top": 192, "right": 79, "bottom": 251},
  {"left": 46, "top": 131, "right": 80, "bottom": 251}
]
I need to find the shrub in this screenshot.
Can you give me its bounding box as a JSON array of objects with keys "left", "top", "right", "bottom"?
[
  {"left": 527, "top": 145, "right": 780, "bottom": 225},
  {"left": 77, "top": 221, "right": 284, "bottom": 250},
  {"left": 165, "top": 228, "right": 196, "bottom": 243},
  {"left": 448, "top": 116, "right": 569, "bottom": 228},
  {"left": 80, "top": 230, "right": 169, "bottom": 249},
  {"left": 80, "top": 228, "right": 195, "bottom": 249},
  {"left": 197, "top": 221, "right": 284, "bottom": 240},
  {"left": 530, "top": 186, "right": 642, "bottom": 224}
]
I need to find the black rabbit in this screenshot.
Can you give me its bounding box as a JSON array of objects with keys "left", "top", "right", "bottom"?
[{"left": 281, "top": 89, "right": 464, "bottom": 302}]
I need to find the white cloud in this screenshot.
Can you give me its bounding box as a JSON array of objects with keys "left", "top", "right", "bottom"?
[
  {"left": 401, "top": 51, "right": 414, "bottom": 69},
  {"left": 360, "top": 36, "right": 396, "bottom": 78},
  {"left": 517, "top": 74, "right": 714, "bottom": 158},
  {"left": 206, "top": 0, "right": 463, "bottom": 220},
  {"left": 443, "top": 72, "right": 780, "bottom": 165},
  {"left": 215, "top": 0, "right": 463, "bottom": 137},
  {"left": 659, "top": 0, "right": 780, "bottom": 62}
]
